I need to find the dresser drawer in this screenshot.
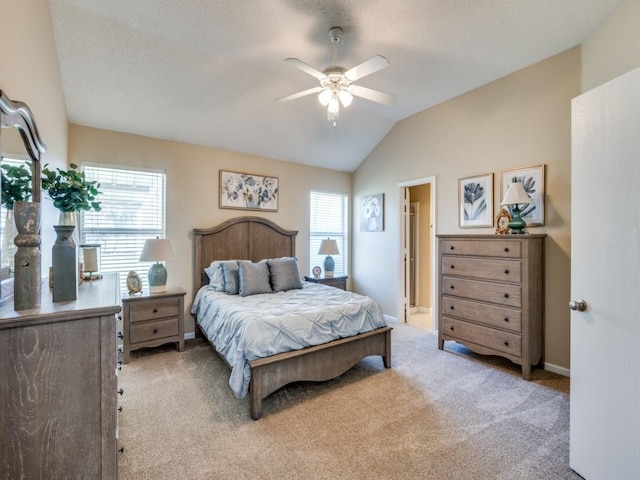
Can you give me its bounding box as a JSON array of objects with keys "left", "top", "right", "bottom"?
[
  {"left": 441, "top": 239, "right": 522, "bottom": 258},
  {"left": 442, "top": 316, "right": 522, "bottom": 357},
  {"left": 442, "top": 276, "right": 522, "bottom": 308},
  {"left": 129, "top": 298, "right": 180, "bottom": 322},
  {"left": 442, "top": 256, "right": 522, "bottom": 283},
  {"left": 442, "top": 296, "right": 522, "bottom": 333},
  {"left": 129, "top": 317, "right": 179, "bottom": 344}
]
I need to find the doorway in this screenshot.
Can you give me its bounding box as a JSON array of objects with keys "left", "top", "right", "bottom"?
[{"left": 397, "top": 177, "right": 436, "bottom": 332}]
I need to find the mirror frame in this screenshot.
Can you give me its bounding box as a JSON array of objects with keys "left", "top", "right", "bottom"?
[{"left": 0, "top": 90, "right": 47, "bottom": 305}]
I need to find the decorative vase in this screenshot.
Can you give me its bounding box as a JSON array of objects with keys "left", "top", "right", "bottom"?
[
  {"left": 13, "top": 201, "right": 41, "bottom": 310},
  {"left": 58, "top": 211, "right": 80, "bottom": 246},
  {"left": 52, "top": 224, "right": 77, "bottom": 302}
]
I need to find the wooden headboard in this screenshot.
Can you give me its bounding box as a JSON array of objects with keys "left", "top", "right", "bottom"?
[{"left": 193, "top": 216, "right": 298, "bottom": 290}]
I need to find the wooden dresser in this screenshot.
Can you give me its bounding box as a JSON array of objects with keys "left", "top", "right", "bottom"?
[
  {"left": 0, "top": 274, "right": 122, "bottom": 479},
  {"left": 437, "top": 234, "right": 546, "bottom": 379}
]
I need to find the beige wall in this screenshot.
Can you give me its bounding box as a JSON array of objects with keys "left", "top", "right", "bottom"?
[
  {"left": 353, "top": 48, "right": 580, "bottom": 371},
  {"left": 582, "top": 0, "right": 640, "bottom": 92},
  {"left": 0, "top": 0, "right": 68, "bottom": 273},
  {"left": 68, "top": 125, "right": 351, "bottom": 333}
]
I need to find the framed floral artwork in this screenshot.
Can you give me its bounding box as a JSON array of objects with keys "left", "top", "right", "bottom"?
[
  {"left": 500, "top": 164, "right": 545, "bottom": 226},
  {"left": 219, "top": 170, "right": 278, "bottom": 211},
  {"left": 360, "top": 193, "right": 384, "bottom": 232},
  {"left": 458, "top": 173, "right": 494, "bottom": 228}
]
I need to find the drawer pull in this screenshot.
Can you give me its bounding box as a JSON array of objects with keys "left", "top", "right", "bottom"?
[
  {"left": 450, "top": 306, "right": 454, "bottom": 310},
  {"left": 504, "top": 269, "right": 509, "bottom": 274},
  {"left": 118, "top": 406, "right": 123, "bottom": 412},
  {"left": 118, "top": 388, "right": 124, "bottom": 396},
  {"left": 450, "top": 285, "right": 455, "bottom": 290},
  {"left": 450, "top": 246, "right": 454, "bottom": 250},
  {"left": 152, "top": 308, "right": 158, "bottom": 314},
  {"left": 504, "top": 247, "right": 509, "bottom": 252},
  {"left": 503, "top": 317, "right": 509, "bottom": 323},
  {"left": 504, "top": 341, "right": 509, "bottom": 346},
  {"left": 504, "top": 293, "right": 509, "bottom": 298},
  {"left": 450, "top": 265, "right": 455, "bottom": 269},
  {"left": 450, "top": 326, "right": 454, "bottom": 331},
  {"left": 153, "top": 328, "right": 158, "bottom": 334}
]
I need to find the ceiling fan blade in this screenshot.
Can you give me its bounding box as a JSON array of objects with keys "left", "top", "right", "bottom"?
[
  {"left": 349, "top": 85, "right": 395, "bottom": 105},
  {"left": 274, "top": 86, "right": 323, "bottom": 103},
  {"left": 284, "top": 58, "right": 326, "bottom": 80},
  {"left": 344, "top": 55, "right": 389, "bottom": 82}
]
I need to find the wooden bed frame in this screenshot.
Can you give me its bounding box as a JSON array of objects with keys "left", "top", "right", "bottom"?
[{"left": 193, "top": 216, "right": 392, "bottom": 419}]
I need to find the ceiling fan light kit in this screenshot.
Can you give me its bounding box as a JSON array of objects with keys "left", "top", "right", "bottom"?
[{"left": 276, "top": 26, "right": 395, "bottom": 126}]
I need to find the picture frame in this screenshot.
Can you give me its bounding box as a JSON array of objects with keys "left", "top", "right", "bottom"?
[
  {"left": 500, "top": 164, "right": 545, "bottom": 227},
  {"left": 458, "top": 173, "right": 494, "bottom": 228},
  {"left": 360, "top": 193, "right": 384, "bottom": 232},
  {"left": 219, "top": 170, "right": 279, "bottom": 211}
]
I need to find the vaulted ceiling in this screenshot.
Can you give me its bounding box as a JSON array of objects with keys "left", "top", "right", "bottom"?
[{"left": 49, "top": 0, "right": 620, "bottom": 172}]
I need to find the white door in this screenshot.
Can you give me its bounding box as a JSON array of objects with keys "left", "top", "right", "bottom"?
[{"left": 570, "top": 67, "right": 640, "bottom": 478}]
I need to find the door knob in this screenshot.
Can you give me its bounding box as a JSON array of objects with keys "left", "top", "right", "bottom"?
[{"left": 569, "top": 299, "right": 587, "bottom": 312}]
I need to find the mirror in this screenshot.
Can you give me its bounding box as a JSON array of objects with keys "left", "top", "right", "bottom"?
[{"left": 0, "top": 90, "right": 46, "bottom": 306}]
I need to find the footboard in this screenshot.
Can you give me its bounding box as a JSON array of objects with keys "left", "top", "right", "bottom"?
[{"left": 248, "top": 326, "right": 392, "bottom": 420}]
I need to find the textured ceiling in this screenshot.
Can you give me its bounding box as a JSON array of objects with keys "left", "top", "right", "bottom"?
[{"left": 49, "top": 0, "right": 620, "bottom": 172}]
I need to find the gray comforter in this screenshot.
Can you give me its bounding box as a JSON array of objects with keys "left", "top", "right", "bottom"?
[{"left": 191, "top": 281, "right": 387, "bottom": 398}]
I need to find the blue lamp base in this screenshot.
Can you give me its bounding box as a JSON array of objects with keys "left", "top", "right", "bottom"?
[
  {"left": 508, "top": 205, "right": 527, "bottom": 234},
  {"left": 324, "top": 255, "right": 335, "bottom": 278},
  {"left": 148, "top": 262, "right": 167, "bottom": 293}
]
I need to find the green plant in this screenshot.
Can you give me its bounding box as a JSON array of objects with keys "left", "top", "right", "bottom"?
[
  {"left": 41, "top": 163, "right": 102, "bottom": 213},
  {"left": 1, "top": 163, "right": 32, "bottom": 209}
]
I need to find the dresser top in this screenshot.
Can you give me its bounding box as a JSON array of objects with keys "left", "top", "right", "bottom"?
[
  {"left": 437, "top": 234, "right": 547, "bottom": 239},
  {"left": 0, "top": 273, "right": 121, "bottom": 328}
]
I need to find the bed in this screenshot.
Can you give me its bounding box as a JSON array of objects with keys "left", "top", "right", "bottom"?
[{"left": 192, "top": 216, "right": 392, "bottom": 419}]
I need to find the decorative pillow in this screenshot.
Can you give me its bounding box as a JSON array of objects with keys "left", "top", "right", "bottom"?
[
  {"left": 268, "top": 258, "right": 303, "bottom": 292},
  {"left": 238, "top": 261, "right": 272, "bottom": 297},
  {"left": 221, "top": 261, "right": 241, "bottom": 295},
  {"left": 204, "top": 261, "right": 225, "bottom": 291}
]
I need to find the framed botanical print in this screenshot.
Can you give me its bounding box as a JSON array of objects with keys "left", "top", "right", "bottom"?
[
  {"left": 219, "top": 170, "right": 278, "bottom": 211},
  {"left": 500, "top": 164, "right": 545, "bottom": 226},
  {"left": 458, "top": 173, "right": 494, "bottom": 228},
  {"left": 360, "top": 193, "right": 384, "bottom": 232}
]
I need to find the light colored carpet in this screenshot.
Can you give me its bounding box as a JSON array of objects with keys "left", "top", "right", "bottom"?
[{"left": 117, "top": 321, "right": 580, "bottom": 480}]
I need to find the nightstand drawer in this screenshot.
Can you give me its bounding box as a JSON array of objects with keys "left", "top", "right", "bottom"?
[
  {"left": 130, "top": 317, "right": 179, "bottom": 343},
  {"left": 129, "top": 298, "right": 179, "bottom": 322}
]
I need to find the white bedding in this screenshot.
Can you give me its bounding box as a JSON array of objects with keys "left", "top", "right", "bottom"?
[{"left": 190, "top": 281, "right": 387, "bottom": 398}]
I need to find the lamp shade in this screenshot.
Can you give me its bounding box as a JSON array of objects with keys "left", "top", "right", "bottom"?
[
  {"left": 318, "top": 239, "right": 340, "bottom": 256},
  {"left": 139, "top": 238, "right": 174, "bottom": 262},
  {"left": 500, "top": 180, "right": 533, "bottom": 206}
]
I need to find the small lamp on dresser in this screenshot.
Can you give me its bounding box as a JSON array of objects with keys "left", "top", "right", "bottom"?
[
  {"left": 500, "top": 179, "right": 534, "bottom": 234},
  {"left": 139, "top": 237, "right": 174, "bottom": 293},
  {"left": 318, "top": 238, "right": 340, "bottom": 277}
]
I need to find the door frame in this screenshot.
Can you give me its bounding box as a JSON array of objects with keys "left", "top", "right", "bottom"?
[{"left": 396, "top": 176, "right": 436, "bottom": 330}]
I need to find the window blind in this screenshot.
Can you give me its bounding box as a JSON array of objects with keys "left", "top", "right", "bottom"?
[
  {"left": 309, "top": 190, "right": 348, "bottom": 276},
  {"left": 81, "top": 164, "right": 166, "bottom": 292}
]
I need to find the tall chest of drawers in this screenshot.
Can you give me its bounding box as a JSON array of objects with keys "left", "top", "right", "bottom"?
[
  {"left": 437, "top": 234, "right": 546, "bottom": 379},
  {"left": 0, "top": 274, "right": 122, "bottom": 478}
]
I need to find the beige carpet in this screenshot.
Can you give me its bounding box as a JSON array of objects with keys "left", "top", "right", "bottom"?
[{"left": 117, "top": 321, "right": 580, "bottom": 480}]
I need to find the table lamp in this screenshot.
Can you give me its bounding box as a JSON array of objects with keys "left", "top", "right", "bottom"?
[
  {"left": 318, "top": 238, "right": 340, "bottom": 277},
  {"left": 500, "top": 179, "right": 533, "bottom": 234},
  {"left": 139, "top": 237, "right": 174, "bottom": 292}
]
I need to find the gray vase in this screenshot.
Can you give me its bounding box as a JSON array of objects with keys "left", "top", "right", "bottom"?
[
  {"left": 13, "top": 201, "right": 41, "bottom": 310},
  {"left": 52, "top": 224, "right": 77, "bottom": 302}
]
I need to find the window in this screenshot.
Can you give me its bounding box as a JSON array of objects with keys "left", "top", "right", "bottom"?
[
  {"left": 80, "top": 164, "right": 166, "bottom": 292},
  {"left": 309, "top": 190, "right": 348, "bottom": 276}
]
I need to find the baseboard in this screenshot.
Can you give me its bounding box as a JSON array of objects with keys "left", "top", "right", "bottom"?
[
  {"left": 544, "top": 362, "right": 570, "bottom": 377},
  {"left": 184, "top": 332, "right": 196, "bottom": 340},
  {"left": 384, "top": 314, "right": 398, "bottom": 323}
]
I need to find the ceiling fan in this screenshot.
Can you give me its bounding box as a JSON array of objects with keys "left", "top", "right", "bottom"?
[{"left": 275, "top": 27, "right": 395, "bottom": 125}]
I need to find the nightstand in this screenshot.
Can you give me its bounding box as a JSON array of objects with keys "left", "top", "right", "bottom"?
[
  {"left": 121, "top": 287, "right": 186, "bottom": 363},
  {"left": 304, "top": 275, "right": 348, "bottom": 291}
]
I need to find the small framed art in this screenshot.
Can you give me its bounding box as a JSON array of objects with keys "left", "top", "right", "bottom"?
[
  {"left": 219, "top": 170, "right": 279, "bottom": 211},
  {"left": 500, "top": 164, "right": 545, "bottom": 226},
  {"left": 458, "top": 173, "right": 494, "bottom": 228},
  {"left": 360, "top": 193, "right": 384, "bottom": 232}
]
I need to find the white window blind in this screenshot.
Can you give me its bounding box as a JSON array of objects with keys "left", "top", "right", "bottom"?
[
  {"left": 309, "top": 190, "right": 348, "bottom": 276},
  {"left": 80, "top": 164, "right": 166, "bottom": 292}
]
